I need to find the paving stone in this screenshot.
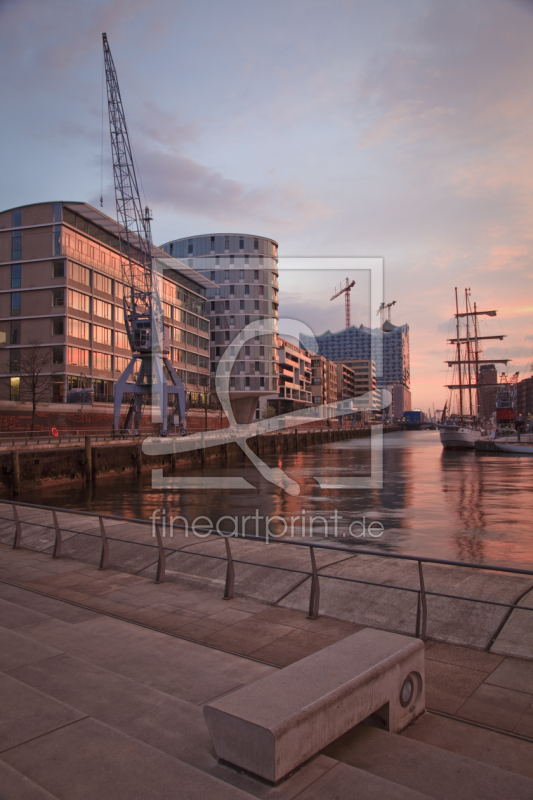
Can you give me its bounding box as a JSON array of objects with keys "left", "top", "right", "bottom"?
[
  {"left": 0, "top": 584, "right": 98, "bottom": 623},
  {"left": 296, "top": 761, "right": 432, "bottom": 800},
  {"left": 424, "top": 658, "right": 487, "bottom": 714},
  {"left": 1, "top": 717, "right": 253, "bottom": 800},
  {"left": 203, "top": 617, "right": 294, "bottom": 656},
  {"left": 0, "top": 671, "right": 85, "bottom": 752},
  {"left": 0, "top": 759, "right": 58, "bottom": 800},
  {"left": 515, "top": 705, "right": 533, "bottom": 739},
  {"left": 485, "top": 657, "right": 533, "bottom": 695},
  {"left": 425, "top": 642, "right": 504, "bottom": 674},
  {"left": 456, "top": 683, "right": 532, "bottom": 731},
  {"left": 249, "top": 628, "right": 337, "bottom": 666},
  {"left": 0, "top": 597, "right": 50, "bottom": 629},
  {"left": 402, "top": 711, "right": 533, "bottom": 778},
  {"left": 203, "top": 608, "right": 253, "bottom": 626},
  {"left": 0, "top": 627, "right": 63, "bottom": 671},
  {"left": 323, "top": 723, "right": 533, "bottom": 800},
  {"left": 253, "top": 607, "right": 311, "bottom": 628}
]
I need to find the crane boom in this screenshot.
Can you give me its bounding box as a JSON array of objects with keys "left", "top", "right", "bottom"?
[
  {"left": 330, "top": 278, "right": 355, "bottom": 328},
  {"left": 102, "top": 32, "right": 186, "bottom": 436}
]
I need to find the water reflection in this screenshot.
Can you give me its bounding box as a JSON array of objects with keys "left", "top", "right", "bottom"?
[{"left": 21, "top": 431, "right": 533, "bottom": 568}]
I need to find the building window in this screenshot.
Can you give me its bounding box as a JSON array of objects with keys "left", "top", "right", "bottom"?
[
  {"left": 239, "top": 238, "right": 244, "bottom": 251},
  {"left": 211, "top": 362, "right": 216, "bottom": 373},
  {"left": 254, "top": 239, "right": 258, "bottom": 251},
  {"left": 186, "top": 332, "right": 198, "bottom": 347},
  {"left": 215, "top": 347, "right": 220, "bottom": 357},
  {"left": 10, "top": 321, "right": 20, "bottom": 344},
  {"left": 245, "top": 346, "right": 250, "bottom": 356},
  {"left": 210, "top": 271, "right": 215, "bottom": 281},
  {"left": 224, "top": 236, "right": 229, "bottom": 251},
  {"left": 224, "top": 270, "right": 229, "bottom": 281},
  {"left": 210, "top": 236, "right": 215, "bottom": 252},
  {"left": 245, "top": 285, "right": 249, "bottom": 295},
  {"left": 229, "top": 285, "right": 234, "bottom": 295},
  {"left": 93, "top": 325, "right": 113, "bottom": 345},
  {"left": 188, "top": 239, "right": 193, "bottom": 254},
  {"left": 260, "top": 346, "right": 264, "bottom": 356},
  {"left": 52, "top": 346, "right": 64, "bottom": 364},
  {"left": 254, "top": 300, "right": 260, "bottom": 310},
  {"left": 52, "top": 225, "right": 61, "bottom": 256},
  {"left": 224, "top": 300, "right": 229, "bottom": 310},
  {"left": 187, "top": 313, "right": 197, "bottom": 328},
  {"left": 67, "top": 289, "right": 91, "bottom": 312},
  {"left": 11, "top": 264, "right": 21, "bottom": 289},
  {"left": 12, "top": 209, "right": 22, "bottom": 227},
  {"left": 94, "top": 272, "right": 113, "bottom": 294},
  {"left": 239, "top": 300, "right": 245, "bottom": 310},
  {"left": 52, "top": 203, "right": 62, "bottom": 223},
  {"left": 67, "top": 346, "right": 90, "bottom": 367},
  {"left": 199, "top": 337, "right": 208, "bottom": 350},
  {"left": 187, "top": 352, "right": 198, "bottom": 366},
  {"left": 210, "top": 332, "right": 216, "bottom": 341},
  {"left": 68, "top": 318, "right": 90, "bottom": 340},
  {"left": 245, "top": 377, "right": 250, "bottom": 387},
  {"left": 9, "top": 349, "right": 20, "bottom": 373},
  {"left": 230, "top": 316, "right": 235, "bottom": 326},
  {"left": 215, "top": 317, "right": 220, "bottom": 327},
  {"left": 11, "top": 292, "right": 21, "bottom": 316},
  {"left": 52, "top": 318, "right": 64, "bottom": 336},
  {"left": 210, "top": 301, "right": 215, "bottom": 312},
  {"left": 224, "top": 331, "right": 230, "bottom": 342},
  {"left": 245, "top": 315, "right": 250, "bottom": 325},
  {"left": 10, "top": 376, "right": 20, "bottom": 401},
  {"left": 53, "top": 260, "right": 65, "bottom": 278},
  {"left": 115, "top": 306, "right": 125, "bottom": 324},
  {"left": 93, "top": 352, "right": 112, "bottom": 371},
  {"left": 260, "top": 377, "right": 264, "bottom": 387},
  {"left": 245, "top": 255, "right": 249, "bottom": 265},
  {"left": 93, "top": 298, "right": 113, "bottom": 320},
  {"left": 215, "top": 256, "right": 220, "bottom": 266},
  {"left": 11, "top": 232, "right": 22, "bottom": 261},
  {"left": 230, "top": 255, "right": 234, "bottom": 265},
  {"left": 239, "top": 270, "right": 244, "bottom": 280}
]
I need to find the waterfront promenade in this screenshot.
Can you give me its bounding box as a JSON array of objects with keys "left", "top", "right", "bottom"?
[{"left": 1, "top": 504, "right": 533, "bottom": 798}]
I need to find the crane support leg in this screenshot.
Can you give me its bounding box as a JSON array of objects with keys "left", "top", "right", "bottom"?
[{"left": 113, "top": 357, "right": 136, "bottom": 431}]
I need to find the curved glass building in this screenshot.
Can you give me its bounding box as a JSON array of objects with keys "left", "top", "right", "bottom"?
[{"left": 159, "top": 234, "right": 279, "bottom": 423}]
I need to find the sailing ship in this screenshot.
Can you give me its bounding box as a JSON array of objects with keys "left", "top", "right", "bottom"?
[{"left": 438, "top": 288, "right": 510, "bottom": 449}]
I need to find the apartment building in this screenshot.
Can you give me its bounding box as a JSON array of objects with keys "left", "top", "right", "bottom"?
[
  {"left": 160, "top": 233, "right": 279, "bottom": 423},
  {"left": 336, "top": 362, "right": 356, "bottom": 401},
  {"left": 268, "top": 337, "right": 312, "bottom": 415},
  {"left": 334, "top": 359, "right": 376, "bottom": 397},
  {"left": 0, "top": 202, "right": 213, "bottom": 406},
  {"left": 310, "top": 355, "right": 338, "bottom": 407}
]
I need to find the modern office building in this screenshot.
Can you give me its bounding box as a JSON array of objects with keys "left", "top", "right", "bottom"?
[
  {"left": 160, "top": 234, "right": 279, "bottom": 423},
  {"left": 0, "top": 202, "right": 213, "bottom": 408},
  {"left": 336, "top": 362, "right": 356, "bottom": 400},
  {"left": 302, "top": 319, "right": 410, "bottom": 388},
  {"left": 516, "top": 375, "right": 533, "bottom": 424},
  {"left": 333, "top": 359, "right": 376, "bottom": 399}
]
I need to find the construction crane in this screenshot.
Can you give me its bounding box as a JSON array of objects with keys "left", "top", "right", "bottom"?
[
  {"left": 331, "top": 278, "right": 355, "bottom": 328},
  {"left": 102, "top": 32, "right": 186, "bottom": 436},
  {"left": 377, "top": 300, "right": 396, "bottom": 327}
]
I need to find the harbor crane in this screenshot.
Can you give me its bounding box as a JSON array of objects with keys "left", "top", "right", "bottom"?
[
  {"left": 102, "top": 33, "right": 187, "bottom": 436},
  {"left": 377, "top": 300, "right": 396, "bottom": 327},
  {"left": 331, "top": 278, "right": 355, "bottom": 328}
]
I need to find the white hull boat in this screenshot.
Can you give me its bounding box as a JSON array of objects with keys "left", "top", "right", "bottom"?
[
  {"left": 439, "top": 425, "right": 482, "bottom": 449},
  {"left": 495, "top": 442, "right": 533, "bottom": 455}
]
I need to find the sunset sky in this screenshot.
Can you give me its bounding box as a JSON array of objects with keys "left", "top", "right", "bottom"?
[{"left": 1, "top": 0, "right": 532, "bottom": 410}]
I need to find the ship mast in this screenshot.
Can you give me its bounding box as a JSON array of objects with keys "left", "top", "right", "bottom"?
[
  {"left": 455, "top": 287, "right": 464, "bottom": 419},
  {"left": 465, "top": 288, "right": 473, "bottom": 416}
]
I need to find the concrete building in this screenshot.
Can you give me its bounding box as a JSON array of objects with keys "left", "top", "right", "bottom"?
[
  {"left": 269, "top": 337, "right": 312, "bottom": 415},
  {"left": 478, "top": 363, "right": 498, "bottom": 422},
  {"left": 310, "top": 354, "right": 338, "bottom": 407},
  {"left": 0, "top": 202, "right": 212, "bottom": 408},
  {"left": 516, "top": 375, "right": 533, "bottom": 425},
  {"left": 160, "top": 233, "right": 279, "bottom": 423},
  {"left": 336, "top": 362, "right": 356, "bottom": 400},
  {"left": 334, "top": 359, "right": 376, "bottom": 398}
]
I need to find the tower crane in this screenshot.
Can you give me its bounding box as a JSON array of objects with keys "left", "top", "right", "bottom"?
[
  {"left": 377, "top": 300, "right": 396, "bottom": 327},
  {"left": 330, "top": 278, "right": 355, "bottom": 328},
  {"left": 102, "top": 32, "right": 186, "bottom": 436}
]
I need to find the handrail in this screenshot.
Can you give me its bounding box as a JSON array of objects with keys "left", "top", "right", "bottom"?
[{"left": 1, "top": 497, "right": 532, "bottom": 643}]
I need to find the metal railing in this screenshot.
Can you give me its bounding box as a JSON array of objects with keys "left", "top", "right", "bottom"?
[{"left": 1, "top": 497, "right": 532, "bottom": 642}]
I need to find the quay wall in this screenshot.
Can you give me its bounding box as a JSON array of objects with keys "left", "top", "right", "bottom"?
[{"left": 0, "top": 426, "right": 400, "bottom": 494}]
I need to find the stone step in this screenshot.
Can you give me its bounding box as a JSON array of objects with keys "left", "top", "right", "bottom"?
[{"left": 323, "top": 723, "right": 533, "bottom": 800}]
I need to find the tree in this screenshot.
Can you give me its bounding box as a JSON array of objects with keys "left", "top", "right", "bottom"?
[
  {"left": 261, "top": 403, "right": 277, "bottom": 420},
  {"left": 19, "top": 340, "right": 57, "bottom": 432}
]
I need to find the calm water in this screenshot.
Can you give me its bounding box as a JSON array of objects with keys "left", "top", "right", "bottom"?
[{"left": 23, "top": 431, "right": 533, "bottom": 569}]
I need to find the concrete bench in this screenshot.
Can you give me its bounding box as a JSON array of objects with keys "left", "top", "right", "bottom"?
[{"left": 203, "top": 628, "right": 425, "bottom": 783}]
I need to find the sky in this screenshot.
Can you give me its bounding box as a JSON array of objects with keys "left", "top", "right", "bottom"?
[{"left": 1, "top": 0, "right": 532, "bottom": 411}]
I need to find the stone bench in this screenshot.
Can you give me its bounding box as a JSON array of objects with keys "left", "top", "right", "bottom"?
[{"left": 203, "top": 628, "right": 425, "bottom": 783}]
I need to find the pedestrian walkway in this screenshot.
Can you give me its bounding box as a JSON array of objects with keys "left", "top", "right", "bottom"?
[{"left": 1, "top": 562, "right": 533, "bottom": 798}]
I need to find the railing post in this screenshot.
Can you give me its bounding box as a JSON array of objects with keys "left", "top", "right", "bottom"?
[
  {"left": 223, "top": 537, "right": 235, "bottom": 600},
  {"left": 417, "top": 560, "right": 427, "bottom": 640},
  {"left": 12, "top": 504, "right": 22, "bottom": 549},
  {"left": 98, "top": 516, "right": 109, "bottom": 570},
  {"left": 307, "top": 546, "right": 320, "bottom": 620},
  {"left": 154, "top": 523, "right": 166, "bottom": 584},
  {"left": 52, "top": 510, "right": 62, "bottom": 558}
]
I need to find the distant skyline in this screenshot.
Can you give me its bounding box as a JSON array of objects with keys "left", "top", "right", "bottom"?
[{"left": 1, "top": 0, "right": 532, "bottom": 409}]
